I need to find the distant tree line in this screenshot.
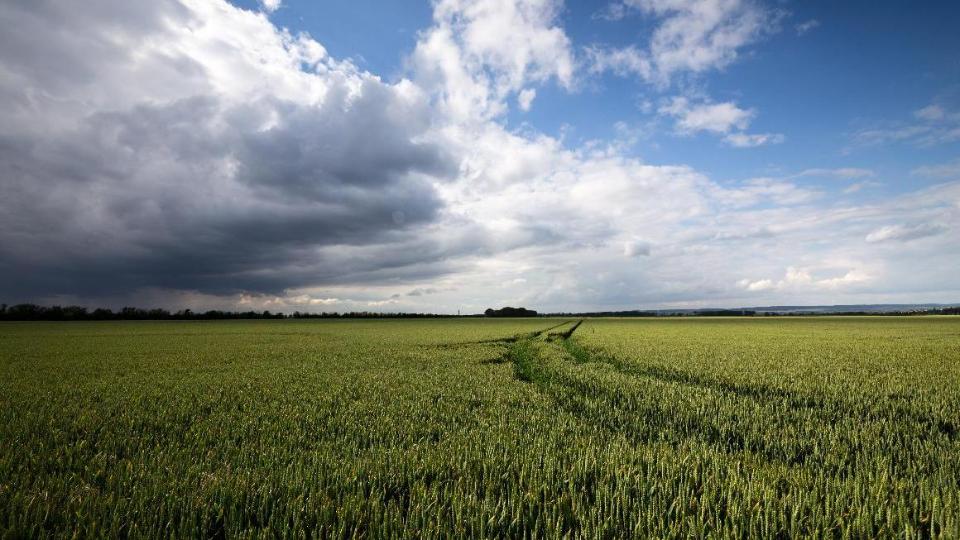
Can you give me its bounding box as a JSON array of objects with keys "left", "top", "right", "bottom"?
[
  {"left": 0, "top": 304, "right": 287, "bottom": 321},
  {"left": 549, "top": 310, "right": 659, "bottom": 317},
  {"left": 921, "top": 307, "right": 960, "bottom": 315},
  {"left": 288, "top": 311, "right": 465, "bottom": 319},
  {"left": 0, "top": 303, "right": 957, "bottom": 321},
  {"left": 546, "top": 309, "right": 756, "bottom": 317},
  {"left": 0, "top": 304, "right": 463, "bottom": 321},
  {"left": 546, "top": 308, "right": 960, "bottom": 317},
  {"left": 757, "top": 308, "right": 960, "bottom": 316}
]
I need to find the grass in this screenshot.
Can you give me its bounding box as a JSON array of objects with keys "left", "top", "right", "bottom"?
[{"left": 1, "top": 317, "right": 958, "bottom": 537}]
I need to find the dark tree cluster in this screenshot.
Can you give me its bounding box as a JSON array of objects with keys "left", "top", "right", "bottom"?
[{"left": 484, "top": 307, "right": 538, "bottom": 317}]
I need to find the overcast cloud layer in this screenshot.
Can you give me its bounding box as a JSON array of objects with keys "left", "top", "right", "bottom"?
[{"left": 1, "top": 0, "right": 958, "bottom": 312}]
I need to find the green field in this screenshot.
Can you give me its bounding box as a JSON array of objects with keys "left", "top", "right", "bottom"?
[{"left": 1, "top": 317, "right": 959, "bottom": 537}]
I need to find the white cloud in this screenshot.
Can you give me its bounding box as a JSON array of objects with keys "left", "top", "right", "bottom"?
[
  {"left": 795, "top": 19, "right": 820, "bottom": 36},
  {"left": 517, "top": 88, "right": 537, "bottom": 111},
  {"left": 793, "top": 168, "right": 875, "bottom": 180},
  {"left": 410, "top": 0, "right": 575, "bottom": 122},
  {"left": 915, "top": 104, "right": 945, "bottom": 121},
  {"left": 737, "top": 278, "right": 774, "bottom": 291},
  {"left": 260, "top": 0, "right": 281, "bottom": 13},
  {"left": 738, "top": 266, "right": 870, "bottom": 293},
  {"left": 865, "top": 224, "right": 947, "bottom": 244},
  {"left": 585, "top": 45, "right": 652, "bottom": 79},
  {"left": 283, "top": 295, "right": 341, "bottom": 306},
  {"left": 660, "top": 97, "right": 753, "bottom": 134},
  {"left": 586, "top": 2, "right": 786, "bottom": 152},
  {"left": 781, "top": 168, "right": 878, "bottom": 194},
  {"left": 816, "top": 269, "right": 871, "bottom": 289},
  {"left": 710, "top": 178, "right": 820, "bottom": 207},
  {"left": 843, "top": 181, "right": 881, "bottom": 194},
  {"left": 912, "top": 160, "right": 960, "bottom": 179},
  {"left": 853, "top": 102, "right": 960, "bottom": 148},
  {"left": 659, "top": 97, "right": 783, "bottom": 146},
  {"left": 589, "top": 0, "right": 779, "bottom": 85},
  {"left": 723, "top": 132, "right": 785, "bottom": 148},
  {"left": 593, "top": 2, "right": 629, "bottom": 21}
]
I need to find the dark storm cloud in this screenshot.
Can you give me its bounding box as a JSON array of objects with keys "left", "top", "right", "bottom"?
[
  {"left": 0, "top": 94, "right": 456, "bottom": 298},
  {"left": 0, "top": 0, "right": 460, "bottom": 301}
]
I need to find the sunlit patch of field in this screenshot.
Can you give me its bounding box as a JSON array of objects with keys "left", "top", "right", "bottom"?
[{"left": 1, "top": 317, "right": 958, "bottom": 537}]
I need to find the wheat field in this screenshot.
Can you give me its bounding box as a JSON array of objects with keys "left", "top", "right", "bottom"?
[{"left": 1, "top": 317, "right": 958, "bottom": 537}]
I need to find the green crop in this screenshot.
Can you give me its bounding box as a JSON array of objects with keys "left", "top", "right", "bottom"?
[{"left": 1, "top": 317, "right": 958, "bottom": 537}]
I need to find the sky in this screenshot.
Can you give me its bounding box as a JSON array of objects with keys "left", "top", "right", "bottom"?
[{"left": 0, "top": 0, "right": 958, "bottom": 314}]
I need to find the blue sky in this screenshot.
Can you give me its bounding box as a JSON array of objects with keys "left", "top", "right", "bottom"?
[{"left": 1, "top": 0, "right": 958, "bottom": 312}]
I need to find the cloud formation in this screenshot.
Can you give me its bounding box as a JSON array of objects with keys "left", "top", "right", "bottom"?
[
  {"left": 0, "top": 0, "right": 958, "bottom": 313},
  {"left": 0, "top": 0, "right": 455, "bottom": 299},
  {"left": 588, "top": 0, "right": 779, "bottom": 85},
  {"left": 260, "top": 0, "right": 281, "bottom": 12},
  {"left": 738, "top": 266, "right": 870, "bottom": 293},
  {"left": 410, "top": 0, "right": 574, "bottom": 120},
  {"left": 658, "top": 97, "right": 783, "bottom": 147},
  {"left": 865, "top": 224, "right": 947, "bottom": 244},
  {"left": 795, "top": 19, "right": 819, "bottom": 36},
  {"left": 853, "top": 102, "right": 960, "bottom": 148}
]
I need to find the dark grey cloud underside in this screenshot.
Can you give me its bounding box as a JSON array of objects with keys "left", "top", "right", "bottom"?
[
  {"left": 0, "top": 0, "right": 464, "bottom": 301},
  {"left": 0, "top": 97, "right": 455, "bottom": 298}
]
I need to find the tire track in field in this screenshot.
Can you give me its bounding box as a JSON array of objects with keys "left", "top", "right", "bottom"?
[
  {"left": 502, "top": 332, "right": 830, "bottom": 466},
  {"left": 471, "top": 320, "right": 580, "bottom": 367},
  {"left": 499, "top": 325, "right": 958, "bottom": 473},
  {"left": 436, "top": 320, "right": 576, "bottom": 352},
  {"left": 564, "top": 339, "right": 958, "bottom": 440},
  {"left": 501, "top": 325, "right": 743, "bottom": 437}
]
